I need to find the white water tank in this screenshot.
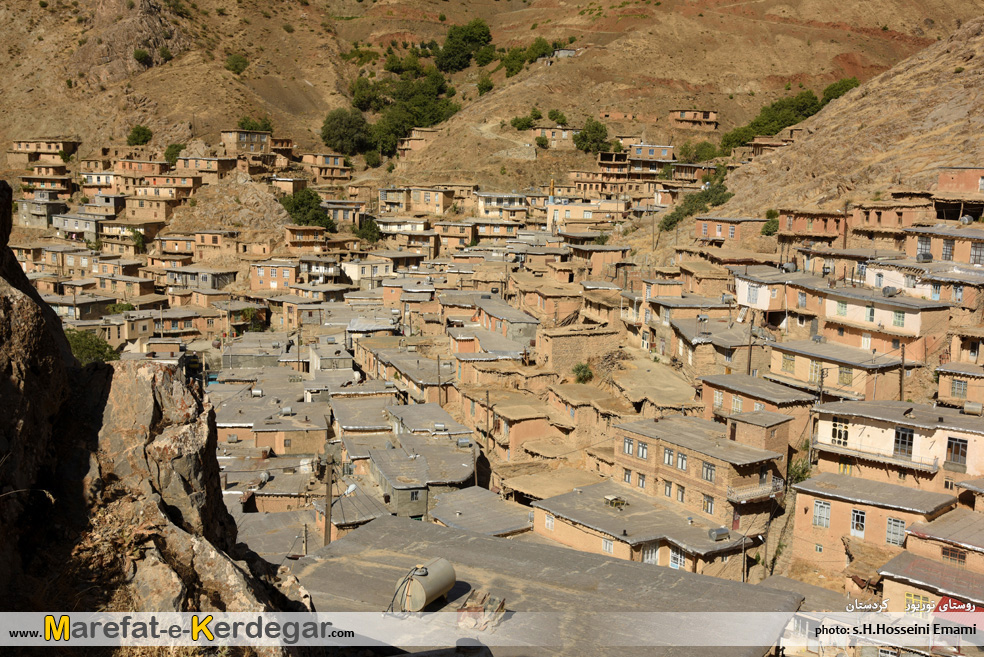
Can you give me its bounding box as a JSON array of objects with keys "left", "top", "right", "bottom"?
[{"left": 394, "top": 558, "right": 456, "bottom": 612}]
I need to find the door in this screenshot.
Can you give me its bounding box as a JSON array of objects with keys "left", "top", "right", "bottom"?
[
  {"left": 851, "top": 509, "right": 866, "bottom": 538},
  {"left": 759, "top": 465, "right": 768, "bottom": 485},
  {"left": 642, "top": 544, "right": 657, "bottom": 565},
  {"left": 861, "top": 333, "right": 871, "bottom": 350}
]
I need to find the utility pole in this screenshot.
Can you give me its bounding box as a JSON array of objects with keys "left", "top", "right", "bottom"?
[
  {"left": 485, "top": 389, "right": 491, "bottom": 450},
  {"left": 436, "top": 355, "right": 442, "bottom": 406},
  {"left": 323, "top": 454, "right": 334, "bottom": 545},
  {"left": 899, "top": 343, "right": 906, "bottom": 401},
  {"left": 817, "top": 368, "right": 826, "bottom": 403},
  {"left": 746, "top": 311, "right": 755, "bottom": 375},
  {"left": 302, "top": 523, "right": 308, "bottom": 556}
]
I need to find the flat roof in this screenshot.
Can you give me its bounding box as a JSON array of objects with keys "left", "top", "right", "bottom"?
[
  {"left": 793, "top": 472, "right": 956, "bottom": 514},
  {"left": 771, "top": 340, "right": 903, "bottom": 369},
  {"left": 617, "top": 417, "right": 781, "bottom": 466},
  {"left": 878, "top": 551, "right": 984, "bottom": 606},
  {"left": 430, "top": 487, "right": 532, "bottom": 536},
  {"left": 698, "top": 374, "right": 815, "bottom": 405},
  {"left": 501, "top": 466, "right": 607, "bottom": 500},
  {"left": 291, "top": 516, "right": 802, "bottom": 657},
  {"left": 533, "top": 481, "right": 752, "bottom": 556},
  {"left": 907, "top": 507, "right": 984, "bottom": 552},
  {"left": 814, "top": 400, "right": 984, "bottom": 436}
]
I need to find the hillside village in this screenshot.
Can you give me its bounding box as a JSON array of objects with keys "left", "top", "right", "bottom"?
[{"left": 5, "top": 13, "right": 984, "bottom": 657}]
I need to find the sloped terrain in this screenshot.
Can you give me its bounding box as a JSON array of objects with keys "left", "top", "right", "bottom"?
[
  {"left": 718, "top": 16, "right": 984, "bottom": 215},
  {"left": 0, "top": 0, "right": 982, "bottom": 188}
]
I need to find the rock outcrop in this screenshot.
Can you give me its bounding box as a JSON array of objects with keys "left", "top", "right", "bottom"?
[{"left": 0, "top": 182, "right": 311, "bottom": 654}]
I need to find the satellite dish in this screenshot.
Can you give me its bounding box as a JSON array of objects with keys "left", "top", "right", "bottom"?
[{"left": 344, "top": 484, "right": 357, "bottom": 496}]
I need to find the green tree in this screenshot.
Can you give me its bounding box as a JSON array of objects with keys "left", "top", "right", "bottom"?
[
  {"left": 321, "top": 108, "right": 370, "bottom": 155},
  {"left": 241, "top": 307, "right": 264, "bottom": 332},
  {"left": 129, "top": 228, "right": 146, "bottom": 253},
  {"left": 106, "top": 303, "right": 136, "bottom": 314},
  {"left": 525, "top": 37, "right": 552, "bottom": 63},
  {"left": 510, "top": 115, "right": 534, "bottom": 131},
  {"left": 535, "top": 135, "right": 548, "bottom": 149},
  {"left": 474, "top": 44, "right": 496, "bottom": 67},
  {"left": 529, "top": 106, "right": 542, "bottom": 121},
  {"left": 435, "top": 18, "right": 492, "bottom": 73},
  {"left": 364, "top": 150, "right": 382, "bottom": 168},
  {"left": 593, "top": 233, "right": 609, "bottom": 245},
  {"left": 356, "top": 217, "right": 381, "bottom": 243},
  {"left": 225, "top": 53, "right": 249, "bottom": 75},
  {"left": 720, "top": 90, "right": 821, "bottom": 153},
  {"left": 133, "top": 48, "right": 152, "bottom": 66},
  {"left": 66, "top": 329, "right": 119, "bottom": 366},
  {"left": 573, "top": 118, "right": 610, "bottom": 153},
  {"left": 164, "top": 143, "right": 185, "bottom": 166},
  {"left": 501, "top": 47, "right": 527, "bottom": 77},
  {"left": 658, "top": 168, "right": 732, "bottom": 232},
  {"left": 547, "top": 109, "right": 567, "bottom": 125},
  {"left": 821, "top": 77, "right": 860, "bottom": 105},
  {"left": 477, "top": 73, "right": 493, "bottom": 96},
  {"left": 126, "top": 124, "right": 153, "bottom": 146},
  {"left": 281, "top": 188, "right": 336, "bottom": 231},
  {"left": 761, "top": 218, "right": 779, "bottom": 236},
  {"left": 159, "top": 46, "right": 173, "bottom": 63},
  {"left": 573, "top": 363, "right": 593, "bottom": 384},
  {"left": 237, "top": 116, "right": 273, "bottom": 132}
]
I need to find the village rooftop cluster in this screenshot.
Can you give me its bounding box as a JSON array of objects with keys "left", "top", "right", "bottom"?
[{"left": 7, "top": 122, "right": 984, "bottom": 657}]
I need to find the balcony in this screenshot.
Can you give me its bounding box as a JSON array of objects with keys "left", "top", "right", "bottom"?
[
  {"left": 811, "top": 435, "right": 940, "bottom": 473},
  {"left": 727, "top": 477, "right": 785, "bottom": 503}
]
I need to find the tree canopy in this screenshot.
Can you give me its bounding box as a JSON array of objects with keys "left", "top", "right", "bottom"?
[
  {"left": 237, "top": 116, "right": 273, "bottom": 132},
  {"left": 281, "top": 189, "right": 337, "bottom": 232},
  {"left": 321, "top": 108, "right": 370, "bottom": 155},
  {"left": 126, "top": 125, "right": 152, "bottom": 146},
  {"left": 164, "top": 143, "right": 185, "bottom": 166},
  {"left": 573, "top": 118, "right": 610, "bottom": 154},
  {"left": 66, "top": 329, "right": 119, "bottom": 366},
  {"left": 435, "top": 19, "right": 493, "bottom": 73},
  {"left": 356, "top": 217, "right": 381, "bottom": 243}
]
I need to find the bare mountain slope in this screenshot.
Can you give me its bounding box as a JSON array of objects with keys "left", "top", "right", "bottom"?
[{"left": 718, "top": 17, "right": 984, "bottom": 215}]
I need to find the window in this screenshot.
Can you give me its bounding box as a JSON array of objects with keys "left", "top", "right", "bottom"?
[
  {"left": 952, "top": 379, "right": 968, "bottom": 399},
  {"left": 623, "top": 468, "right": 632, "bottom": 483},
  {"left": 637, "top": 473, "right": 646, "bottom": 489},
  {"left": 906, "top": 592, "right": 931, "bottom": 617},
  {"left": 663, "top": 546, "right": 686, "bottom": 571},
  {"left": 664, "top": 448, "right": 674, "bottom": 465},
  {"left": 955, "top": 285, "right": 964, "bottom": 303},
  {"left": 664, "top": 481, "right": 672, "bottom": 497},
  {"left": 724, "top": 349, "right": 734, "bottom": 364},
  {"left": 732, "top": 397, "right": 743, "bottom": 413},
  {"left": 886, "top": 518, "right": 905, "bottom": 546},
  {"left": 781, "top": 353, "right": 795, "bottom": 373},
  {"left": 972, "top": 242, "right": 984, "bottom": 266},
  {"left": 865, "top": 305, "right": 875, "bottom": 322},
  {"left": 702, "top": 462, "right": 716, "bottom": 483},
  {"left": 798, "top": 292, "right": 807, "bottom": 308},
  {"left": 754, "top": 402, "right": 765, "bottom": 411},
  {"left": 623, "top": 438, "right": 634, "bottom": 455},
  {"left": 838, "top": 366, "right": 853, "bottom": 386},
  {"left": 637, "top": 442, "right": 648, "bottom": 459},
  {"left": 838, "top": 458, "right": 852, "bottom": 476},
  {"left": 676, "top": 485, "right": 685, "bottom": 502},
  {"left": 809, "top": 360, "right": 822, "bottom": 384},
  {"left": 713, "top": 390, "right": 724, "bottom": 409},
  {"left": 904, "top": 274, "right": 916, "bottom": 288},
  {"left": 815, "top": 544, "right": 823, "bottom": 553},
  {"left": 946, "top": 437, "right": 968, "bottom": 465},
  {"left": 917, "top": 236, "right": 931, "bottom": 255},
  {"left": 813, "top": 500, "right": 831, "bottom": 528},
  {"left": 851, "top": 509, "right": 865, "bottom": 538},
  {"left": 893, "top": 427, "right": 914, "bottom": 459},
  {"left": 942, "top": 546, "right": 967, "bottom": 566},
  {"left": 602, "top": 538, "right": 614, "bottom": 554},
  {"left": 282, "top": 438, "right": 292, "bottom": 448},
  {"left": 702, "top": 495, "right": 714, "bottom": 515},
  {"left": 747, "top": 285, "right": 759, "bottom": 304},
  {"left": 945, "top": 477, "right": 955, "bottom": 490},
  {"left": 677, "top": 453, "right": 687, "bottom": 471},
  {"left": 943, "top": 239, "right": 955, "bottom": 261},
  {"left": 409, "top": 491, "right": 420, "bottom": 502},
  {"left": 702, "top": 222, "right": 708, "bottom": 236},
  {"left": 836, "top": 301, "right": 847, "bottom": 316},
  {"left": 729, "top": 225, "right": 735, "bottom": 239},
  {"left": 893, "top": 311, "right": 905, "bottom": 328},
  {"left": 832, "top": 417, "right": 848, "bottom": 445}
]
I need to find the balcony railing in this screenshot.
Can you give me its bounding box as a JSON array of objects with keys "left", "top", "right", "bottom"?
[
  {"left": 811, "top": 435, "right": 940, "bottom": 472},
  {"left": 727, "top": 477, "right": 785, "bottom": 503}
]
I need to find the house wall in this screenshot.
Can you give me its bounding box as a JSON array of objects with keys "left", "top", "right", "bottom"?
[{"left": 254, "top": 428, "right": 326, "bottom": 456}]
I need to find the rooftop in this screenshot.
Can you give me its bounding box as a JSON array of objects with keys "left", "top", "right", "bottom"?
[
  {"left": 430, "top": 487, "right": 532, "bottom": 536},
  {"left": 878, "top": 551, "right": 984, "bottom": 606},
  {"left": 813, "top": 400, "right": 984, "bottom": 436},
  {"left": 907, "top": 507, "right": 984, "bottom": 552},
  {"left": 698, "top": 374, "right": 815, "bottom": 405},
  {"left": 618, "top": 417, "right": 781, "bottom": 466},
  {"left": 793, "top": 472, "right": 956, "bottom": 514}
]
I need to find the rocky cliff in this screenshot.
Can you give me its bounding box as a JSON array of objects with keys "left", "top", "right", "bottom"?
[{"left": 0, "top": 180, "right": 311, "bottom": 654}]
